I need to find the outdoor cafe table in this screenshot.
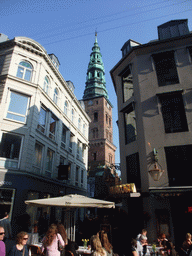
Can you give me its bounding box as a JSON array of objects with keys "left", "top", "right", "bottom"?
[
  {"left": 147, "top": 246, "right": 164, "bottom": 255},
  {"left": 76, "top": 246, "right": 92, "bottom": 256}
]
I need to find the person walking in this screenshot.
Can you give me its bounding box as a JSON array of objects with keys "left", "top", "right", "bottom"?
[
  {"left": 0, "top": 212, "right": 12, "bottom": 240},
  {"left": 9, "top": 231, "right": 29, "bottom": 256},
  {"left": 41, "top": 224, "right": 65, "bottom": 256},
  {"left": 0, "top": 226, "right": 6, "bottom": 256}
]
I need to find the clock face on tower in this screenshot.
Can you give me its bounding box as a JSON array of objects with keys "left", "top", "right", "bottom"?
[{"left": 88, "top": 100, "right": 93, "bottom": 106}]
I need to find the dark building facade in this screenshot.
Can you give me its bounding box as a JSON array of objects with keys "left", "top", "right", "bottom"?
[{"left": 111, "top": 19, "right": 192, "bottom": 244}]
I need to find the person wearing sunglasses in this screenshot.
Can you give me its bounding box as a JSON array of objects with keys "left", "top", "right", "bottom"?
[
  {"left": 0, "top": 226, "right": 6, "bottom": 256},
  {"left": 9, "top": 231, "right": 29, "bottom": 256}
]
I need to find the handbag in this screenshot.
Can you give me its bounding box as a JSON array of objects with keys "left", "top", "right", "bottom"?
[{"left": 58, "top": 234, "right": 64, "bottom": 251}]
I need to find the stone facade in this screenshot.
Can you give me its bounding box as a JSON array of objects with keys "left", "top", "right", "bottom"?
[{"left": 0, "top": 35, "right": 90, "bottom": 236}]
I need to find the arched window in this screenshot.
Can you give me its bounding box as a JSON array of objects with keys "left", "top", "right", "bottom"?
[
  {"left": 16, "top": 61, "right": 33, "bottom": 81},
  {"left": 71, "top": 108, "right": 75, "bottom": 122},
  {"left": 43, "top": 76, "right": 50, "bottom": 93},
  {"left": 109, "top": 117, "right": 111, "bottom": 127},
  {"left": 78, "top": 118, "right": 81, "bottom": 130},
  {"left": 106, "top": 114, "right": 108, "bottom": 123},
  {"left": 94, "top": 112, "right": 98, "bottom": 122},
  {"left": 92, "top": 128, "right": 98, "bottom": 139},
  {"left": 64, "top": 100, "right": 68, "bottom": 116},
  {"left": 53, "top": 88, "right": 59, "bottom": 104},
  {"left": 83, "top": 124, "right": 86, "bottom": 135}
]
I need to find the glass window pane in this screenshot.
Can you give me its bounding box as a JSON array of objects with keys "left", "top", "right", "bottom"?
[
  {"left": 16, "top": 67, "right": 24, "bottom": 78},
  {"left": 0, "top": 133, "right": 22, "bottom": 159},
  {"left": 50, "top": 116, "right": 56, "bottom": 134},
  {"left": 35, "top": 143, "right": 43, "bottom": 167},
  {"left": 39, "top": 107, "right": 46, "bottom": 127},
  {"left": 24, "top": 69, "right": 32, "bottom": 81},
  {"left": 8, "top": 92, "right": 29, "bottom": 116},
  {"left": 46, "top": 149, "right": 53, "bottom": 171},
  {"left": 20, "top": 61, "right": 32, "bottom": 69}
]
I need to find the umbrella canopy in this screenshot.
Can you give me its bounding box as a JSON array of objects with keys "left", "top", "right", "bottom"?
[{"left": 25, "top": 194, "right": 115, "bottom": 208}]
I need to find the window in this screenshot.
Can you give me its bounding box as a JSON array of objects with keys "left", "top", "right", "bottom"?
[
  {"left": 121, "top": 65, "right": 133, "bottom": 103},
  {"left": 159, "top": 93, "right": 188, "bottom": 133},
  {"left": 126, "top": 153, "right": 141, "bottom": 189},
  {"left": 37, "top": 106, "right": 47, "bottom": 133},
  {"left": 106, "top": 130, "right": 109, "bottom": 140},
  {"left": 153, "top": 51, "right": 179, "bottom": 86},
  {"left": 45, "top": 148, "right": 54, "bottom": 177},
  {"left": 61, "top": 124, "right": 67, "bottom": 148},
  {"left": 75, "top": 166, "right": 79, "bottom": 185},
  {"left": 165, "top": 145, "right": 192, "bottom": 186},
  {"left": 6, "top": 91, "right": 30, "bottom": 123},
  {"left": 77, "top": 140, "right": 81, "bottom": 159},
  {"left": 60, "top": 156, "right": 65, "bottom": 165},
  {"left": 83, "top": 124, "right": 86, "bottom": 135},
  {"left": 109, "top": 117, "right": 111, "bottom": 127},
  {"left": 93, "top": 152, "right": 97, "bottom": 161},
  {"left": 106, "top": 114, "right": 108, "bottom": 123},
  {"left": 64, "top": 100, "right": 68, "bottom": 116},
  {"left": 71, "top": 108, "right": 75, "bottom": 122},
  {"left": 0, "top": 133, "right": 22, "bottom": 169},
  {"left": 78, "top": 118, "right": 81, "bottom": 131},
  {"left": 109, "top": 154, "right": 112, "bottom": 164},
  {"left": 68, "top": 162, "right": 71, "bottom": 180},
  {"left": 49, "top": 114, "right": 57, "bottom": 140},
  {"left": 124, "top": 103, "right": 137, "bottom": 144},
  {"left": 82, "top": 144, "right": 85, "bottom": 160},
  {"left": 81, "top": 169, "right": 84, "bottom": 186},
  {"left": 53, "top": 88, "right": 59, "bottom": 104},
  {"left": 16, "top": 61, "right": 33, "bottom": 81},
  {"left": 69, "top": 133, "right": 73, "bottom": 153},
  {"left": 94, "top": 112, "right": 98, "bottom": 122},
  {"left": 92, "top": 128, "right": 98, "bottom": 139},
  {"left": 43, "top": 76, "right": 50, "bottom": 93},
  {"left": 34, "top": 142, "right": 43, "bottom": 168}
]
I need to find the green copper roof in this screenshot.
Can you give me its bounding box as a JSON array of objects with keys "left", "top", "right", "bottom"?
[{"left": 83, "top": 33, "right": 109, "bottom": 100}]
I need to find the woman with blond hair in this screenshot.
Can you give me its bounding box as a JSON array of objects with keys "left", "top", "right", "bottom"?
[
  {"left": 90, "top": 235, "right": 107, "bottom": 256},
  {"left": 99, "top": 231, "right": 113, "bottom": 256},
  {"left": 41, "top": 224, "right": 65, "bottom": 256}
]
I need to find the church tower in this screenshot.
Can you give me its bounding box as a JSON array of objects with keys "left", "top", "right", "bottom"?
[{"left": 83, "top": 33, "right": 116, "bottom": 173}]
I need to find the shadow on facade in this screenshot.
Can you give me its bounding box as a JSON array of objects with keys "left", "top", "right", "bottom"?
[{"left": 0, "top": 104, "right": 87, "bottom": 237}]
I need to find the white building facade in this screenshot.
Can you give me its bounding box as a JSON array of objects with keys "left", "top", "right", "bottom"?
[{"left": 0, "top": 35, "right": 90, "bottom": 235}]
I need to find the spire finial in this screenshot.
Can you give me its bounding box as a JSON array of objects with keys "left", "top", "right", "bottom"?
[{"left": 95, "top": 29, "right": 97, "bottom": 43}]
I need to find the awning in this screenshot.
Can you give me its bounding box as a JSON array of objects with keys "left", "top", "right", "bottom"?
[{"left": 25, "top": 194, "right": 115, "bottom": 208}]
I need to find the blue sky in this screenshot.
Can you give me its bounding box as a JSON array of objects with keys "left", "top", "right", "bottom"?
[{"left": 1, "top": 0, "right": 192, "bottom": 165}]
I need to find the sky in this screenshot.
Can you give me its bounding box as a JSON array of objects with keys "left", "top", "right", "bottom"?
[{"left": 1, "top": 0, "right": 192, "bottom": 166}]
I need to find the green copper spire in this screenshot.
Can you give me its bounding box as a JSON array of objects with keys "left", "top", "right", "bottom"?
[{"left": 83, "top": 33, "right": 109, "bottom": 100}]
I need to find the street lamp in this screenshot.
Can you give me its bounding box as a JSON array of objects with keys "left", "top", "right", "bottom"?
[
  {"left": 148, "top": 148, "right": 164, "bottom": 181},
  {"left": 148, "top": 162, "right": 164, "bottom": 181}
]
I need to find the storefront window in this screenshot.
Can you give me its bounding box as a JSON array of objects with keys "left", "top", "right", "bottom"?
[
  {"left": 0, "top": 133, "right": 22, "bottom": 169},
  {"left": 0, "top": 188, "right": 15, "bottom": 220},
  {"left": 26, "top": 192, "right": 39, "bottom": 231}
]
